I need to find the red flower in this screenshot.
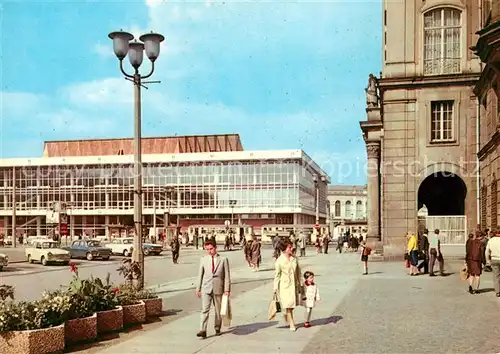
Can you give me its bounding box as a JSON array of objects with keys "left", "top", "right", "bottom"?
[
  {"left": 111, "top": 287, "right": 120, "bottom": 294},
  {"left": 70, "top": 263, "right": 78, "bottom": 273}
]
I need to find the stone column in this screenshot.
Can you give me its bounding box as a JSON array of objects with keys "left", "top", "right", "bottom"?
[{"left": 366, "top": 141, "right": 381, "bottom": 243}]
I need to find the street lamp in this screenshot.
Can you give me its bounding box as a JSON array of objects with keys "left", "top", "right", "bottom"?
[
  {"left": 109, "top": 29, "right": 165, "bottom": 289},
  {"left": 313, "top": 175, "right": 327, "bottom": 226},
  {"left": 229, "top": 200, "right": 237, "bottom": 225}
]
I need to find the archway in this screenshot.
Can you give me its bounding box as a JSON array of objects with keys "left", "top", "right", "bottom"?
[{"left": 417, "top": 172, "right": 467, "bottom": 216}]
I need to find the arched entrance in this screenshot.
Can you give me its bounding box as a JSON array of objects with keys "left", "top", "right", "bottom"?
[
  {"left": 417, "top": 171, "right": 467, "bottom": 244},
  {"left": 417, "top": 172, "right": 467, "bottom": 216}
]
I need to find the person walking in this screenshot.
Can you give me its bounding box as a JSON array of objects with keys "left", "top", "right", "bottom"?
[
  {"left": 322, "top": 233, "right": 330, "bottom": 254},
  {"left": 406, "top": 232, "right": 419, "bottom": 276},
  {"left": 417, "top": 230, "right": 429, "bottom": 274},
  {"left": 485, "top": 229, "right": 500, "bottom": 297},
  {"left": 465, "top": 232, "right": 484, "bottom": 294},
  {"left": 170, "top": 234, "right": 180, "bottom": 264},
  {"left": 298, "top": 232, "right": 307, "bottom": 257},
  {"left": 249, "top": 234, "right": 261, "bottom": 272},
  {"left": 428, "top": 229, "right": 444, "bottom": 276},
  {"left": 195, "top": 239, "right": 231, "bottom": 339},
  {"left": 273, "top": 239, "right": 303, "bottom": 332},
  {"left": 302, "top": 270, "right": 320, "bottom": 328},
  {"left": 272, "top": 234, "right": 281, "bottom": 259}
]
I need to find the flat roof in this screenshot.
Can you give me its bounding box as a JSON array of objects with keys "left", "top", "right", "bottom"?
[
  {"left": 42, "top": 133, "right": 243, "bottom": 157},
  {"left": 0, "top": 149, "right": 330, "bottom": 180}
]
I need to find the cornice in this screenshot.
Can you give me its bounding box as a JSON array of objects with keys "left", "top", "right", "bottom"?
[
  {"left": 473, "top": 20, "right": 500, "bottom": 63},
  {"left": 478, "top": 130, "right": 500, "bottom": 161},
  {"left": 378, "top": 73, "right": 480, "bottom": 91}
]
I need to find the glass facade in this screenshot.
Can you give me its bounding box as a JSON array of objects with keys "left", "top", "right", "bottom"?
[{"left": 0, "top": 159, "right": 327, "bottom": 214}]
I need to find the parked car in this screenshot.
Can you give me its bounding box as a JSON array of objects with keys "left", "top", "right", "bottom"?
[
  {"left": 105, "top": 238, "right": 134, "bottom": 257},
  {"left": 25, "top": 241, "right": 70, "bottom": 266},
  {"left": 105, "top": 237, "right": 163, "bottom": 256},
  {"left": 0, "top": 253, "right": 8, "bottom": 271},
  {"left": 62, "top": 240, "right": 112, "bottom": 261}
]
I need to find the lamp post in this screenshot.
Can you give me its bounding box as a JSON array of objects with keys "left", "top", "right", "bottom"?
[
  {"left": 109, "top": 29, "right": 164, "bottom": 289},
  {"left": 229, "top": 200, "right": 237, "bottom": 225}
]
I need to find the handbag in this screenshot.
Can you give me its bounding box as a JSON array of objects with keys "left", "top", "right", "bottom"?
[
  {"left": 405, "top": 259, "right": 410, "bottom": 268},
  {"left": 460, "top": 264, "right": 469, "bottom": 281},
  {"left": 268, "top": 293, "right": 281, "bottom": 320}
]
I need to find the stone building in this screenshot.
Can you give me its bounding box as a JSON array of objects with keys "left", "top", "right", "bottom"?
[
  {"left": 360, "top": 0, "right": 483, "bottom": 258},
  {"left": 473, "top": 1, "right": 500, "bottom": 231},
  {"left": 327, "top": 185, "right": 367, "bottom": 239}
]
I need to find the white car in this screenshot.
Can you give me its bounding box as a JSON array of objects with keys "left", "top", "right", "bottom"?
[
  {"left": 105, "top": 238, "right": 134, "bottom": 257},
  {"left": 25, "top": 241, "right": 70, "bottom": 266}
]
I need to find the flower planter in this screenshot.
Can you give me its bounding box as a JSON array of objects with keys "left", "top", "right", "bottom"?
[
  {"left": 122, "top": 301, "right": 146, "bottom": 325},
  {"left": 0, "top": 324, "right": 65, "bottom": 354},
  {"left": 65, "top": 312, "right": 97, "bottom": 344},
  {"left": 142, "top": 297, "right": 163, "bottom": 317},
  {"left": 96, "top": 306, "right": 123, "bottom": 334}
]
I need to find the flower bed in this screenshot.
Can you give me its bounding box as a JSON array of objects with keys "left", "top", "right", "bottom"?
[
  {"left": 142, "top": 297, "right": 163, "bottom": 317},
  {"left": 65, "top": 312, "right": 97, "bottom": 344},
  {"left": 0, "top": 323, "right": 65, "bottom": 354},
  {"left": 122, "top": 301, "right": 146, "bottom": 325},
  {"left": 97, "top": 306, "right": 123, "bottom": 333}
]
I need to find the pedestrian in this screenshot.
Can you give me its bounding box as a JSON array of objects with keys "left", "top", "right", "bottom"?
[
  {"left": 170, "top": 235, "right": 180, "bottom": 264},
  {"left": 315, "top": 236, "right": 321, "bottom": 253},
  {"left": 406, "top": 232, "right": 419, "bottom": 276},
  {"left": 322, "top": 233, "right": 330, "bottom": 254},
  {"left": 485, "top": 229, "right": 500, "bottom": 297},
  {"left": 245, "top": 237, "right": 253, "bottom": 268},
  {"left": 465, "top": 231, "right": 484, "bottom": 294},
  {"left": 249, "top": 234, "right": 261, "bottom": 272},
  {"left": 417, "top": 229, "right": 429, "bottom": 274},
  {"left": 298, "top": 232, "right": 307, "bottom": 257},
  {"left": 302, "top": 270, "right": 320, "bottom": 328},
  {"left": 273, "top": 239, "right": 303, "bottom": 332},
  {"left": 360, "top": 240, "right": 371, "bottom": 275},
  {"left": 195, "top": 239, "right": 231, "bottom": 339},
  {"left": 272, "top": 235, "right": 280, "bottom": 259},
  {"left": 428, "top": 229, "right": 445, "bottom": 276}
]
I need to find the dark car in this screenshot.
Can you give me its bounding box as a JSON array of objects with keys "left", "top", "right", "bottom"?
[
  {"left": 143, "top": 243, "right": 163, "bottom": 256},
  {"left": 63, "top": 240, "right": 112, "bottom": 261}
]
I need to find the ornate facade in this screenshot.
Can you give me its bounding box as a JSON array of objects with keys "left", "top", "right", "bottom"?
[
  {"left": 327, "top": 185, "right": 367, "bottom": 240},
  {"left": 473, "top": 0, "right": 500, "bottom": 231},
  {"left": 360, "top": 0, "right": 483, "bottom": 258}
]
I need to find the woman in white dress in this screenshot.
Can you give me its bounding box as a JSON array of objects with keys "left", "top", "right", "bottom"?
[{"left": 273, "top": 239, "right": 303, "bottom": 331}]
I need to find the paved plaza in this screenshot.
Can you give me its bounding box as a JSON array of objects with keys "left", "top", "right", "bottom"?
[{"left": 62, "top": 249, "right": 500, "bottom": 354}]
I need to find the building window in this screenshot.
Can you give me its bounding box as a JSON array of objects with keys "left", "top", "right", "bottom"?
[
  {"left": 356, "top": 201, "right": 363, "bottom": 219},
  {"left": 492, "top": 178, "right": 498, "bottom": 228},
  {"left": 345, "top": 201, "right": 352, "bottom": 219},
  {"left": 423, "top": 8, "right": 461, "bottom": 75},
  {"left": 430, "top": 101, "right": 454, "bottom": 142},
  {"left": 482, "top": 185, "right": 488, "bottom": 230},
  {"left": 334, "top": 200, "right": 341, "bottom": 217}
]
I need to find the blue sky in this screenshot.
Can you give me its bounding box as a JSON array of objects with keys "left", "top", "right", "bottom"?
[{"left": 1, "top": 0, "right": 382, "bottom": 185}]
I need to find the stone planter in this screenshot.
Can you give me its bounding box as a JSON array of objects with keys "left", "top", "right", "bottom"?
[
  {"left": 65, "top": 312, "right": 97, "bottom": 344},
  {"left": 0, "top": 323, "right": 65, "bottom": 354},
  {"left": 122, "top": 301, "right": 146, "bottom": 325},
  {"left": 96, "top": 306, "right": 123, "bottom": 334},
  {"left": 142, "top": 297, "right": 163, "bottom": 317}
]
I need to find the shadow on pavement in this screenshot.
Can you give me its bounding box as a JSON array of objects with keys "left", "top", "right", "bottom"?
[
  {"left": 308, "top": 315, "right": 343, "bottom": 326},
  {"left": 476, "top": 287, "right": 494, "bottom": 294},
  {"left": 230, "top": 321, "right": 279, "bottom": 335}
]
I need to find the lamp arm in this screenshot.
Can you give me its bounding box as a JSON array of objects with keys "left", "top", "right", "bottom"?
[
  {"left": 119, "top": 59, "right": 134, "bottom": 78},
  {"left": 141, "top": 60, "right": 155, "bottom": 79}
]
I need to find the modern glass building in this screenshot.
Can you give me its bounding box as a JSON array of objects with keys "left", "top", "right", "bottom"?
[{"left": 0, "top": 134, "right": 329, "bottom": 238}]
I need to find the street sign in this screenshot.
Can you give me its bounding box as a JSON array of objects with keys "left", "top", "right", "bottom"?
[
  {"left": 59, "top": 213, "right": 68, "bottom": 236},
  {"left": 224, "top": 220, "right": 230, "bottom": 227},
  {"left": 314, "top": 224, "right": 320, "bottom": 229}
]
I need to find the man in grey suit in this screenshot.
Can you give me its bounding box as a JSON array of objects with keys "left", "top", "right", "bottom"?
[{"left": 196, "top": 239, "right": 231, "bottom": 339}]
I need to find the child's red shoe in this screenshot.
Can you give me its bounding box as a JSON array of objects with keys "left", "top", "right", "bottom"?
[{"left": 304, "top": 322, "right": 311, "bottom": 328}]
